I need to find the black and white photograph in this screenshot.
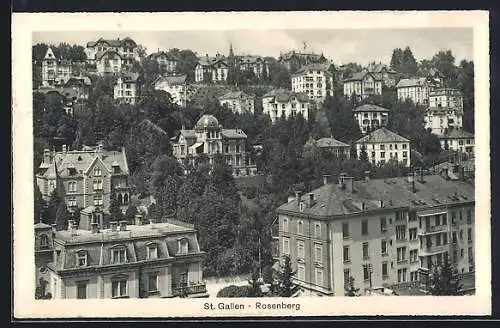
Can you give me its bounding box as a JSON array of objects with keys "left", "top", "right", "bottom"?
[{"left": 12, "top": 11, "right": 491, "bottom": 317}]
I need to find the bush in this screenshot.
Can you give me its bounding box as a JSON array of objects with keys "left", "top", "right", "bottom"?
[{"left": 216, "top": 285, "right": 252, "bottom": 297}]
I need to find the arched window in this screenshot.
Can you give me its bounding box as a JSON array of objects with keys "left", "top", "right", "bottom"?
[
  {"left": 40, "top": 234, "right": 49, "bottom": 249},
  {"left": 123, "top": 194, "right": 129, "bottom": 205}
]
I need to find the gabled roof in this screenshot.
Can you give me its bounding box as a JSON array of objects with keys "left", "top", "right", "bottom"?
[
  {"left": 262, "top": 89, "right": 310, "bottom": 103},
  {"left": 316, "top": 137, "right": 350, "bottom": 148},
  {"left": 44, "top": 47, "right": 57, "bottom": 60},
  {"left": 96, "top": 50, "right": 123, "bottom": 61},
  {"left": 63, "top": 76, "right": 92, "bottom": 87},
  {"left": 356, "top": 127, "right": 409, "bottom": 144},
  {"left": 219, "top": 91, "right": 254, "bottom": 101},
  {"left": 279, "top": 51, "right": 326, "bottom": 62},
  {"left": 87, "top": 37, "right": 137, "bottom": 48},
  {"left": 221, "top": 129, "right": 247, "bottom": 139},
  {"left": 368, "top": 63, "right": 396, "bottom": 74},
  {"left": 117, "top": 71, "right": 140, "bottom": 83},
  {"left": 438, "top": 129, "right": 474, "bottom": 140},
  {"left": 197, "top": 55, "right": 228, "bottom": 67},
  {"left": 149, "top": 51, "right": 179, "bottom": 61},
  {"left": 153, "top": 74, "right": 187, "bottom": 86},
  {"left": 292, "top": 63, "right": 333, "bottom": 76},
  {"left": 353, "top": 104, "right": 390, "bottom": 113},
  {"left": 343, "top": 70, "right": 381, "bottom": 82},
  {"left": 396, "top": 77, "right": 430, "bottom": 88}
]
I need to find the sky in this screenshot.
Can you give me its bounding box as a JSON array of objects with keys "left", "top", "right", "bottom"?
[{"left": 33, "top": 28, "right": 473, "bottom": 66}]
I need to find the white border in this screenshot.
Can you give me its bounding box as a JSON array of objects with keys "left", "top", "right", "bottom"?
[{"left": 12, "top": 11, "right": 491, "bottom": 318}]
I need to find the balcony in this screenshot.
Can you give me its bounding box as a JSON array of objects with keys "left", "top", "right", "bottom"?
[
  {"left": 418, "top": 224, "right": 448, "bottom": 235},
  {"left": 171, "top": 282, "right": 207, "bottom": 297},
  {"left": 419, "top": 243, "right": 450, "bottom": 256}
]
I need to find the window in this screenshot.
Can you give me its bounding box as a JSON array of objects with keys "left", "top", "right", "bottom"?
[
  {"left": 342, "top": 223, "right": 350, "bottom": 239},
  {"left": 461, "top": 248, "right": 464, "bottom": 258},
  {"left": 283, "top": 237, "right": 290, "bottom": 254},
  {"left": 297, "top": 220, "right": 304, "bottom": 234},
  {"left": 382, "top": 262, "right": 388, "bottom": 278},
  {"left": 363, "top": 265, "right": 370, "bottom": 281},
  {"left": 315, "top": 268, "right": 323, "bottom": 286},
  {"left": 40, "top": 234, "right": 49, "bottom": 248},
  {"left": 442, "top": 233, "right": 448, "bottom": 245},
  {"left": 397, "top": 268, "right": 407, "bottom": 283},
  {"left": 380, "top": 144, "right": 385, "bottom": 150},
  {"left": 402, "top": 144, "right": 408, "bottom": 150},
  {"left": 468, "top": 247, "right": 473, "bottom": 261},
  {"left": 93, "top": 194, "right": 103, "bottom": 206},
  {"left": 451, "top": 211, "right": 457, "bottom": 224},
  {"left": 67, "top": 195, "right": 77, "bottom": 207},
  {"left": 148, "top": 274, "right": 158, "bottom": 293},
  {"left": 315, "top": 244, "right": 322, "bottom": 263},
  {"left": 112, "top": 279, "right": 127, "bottom": 298},
  {"left": 468, "top": 228, "right": 472, "bottom": 242},
  {"left": 380, "top": 217, "right": 387, "bottom": 232},
  {"left": 76, "top": 250, "right": 87, "bottom": 267},
  {"left": 362, "top": 220, "right": 368, "bottom": 236},
  {"left": 147, "top": 244, "right": 158, "bottom": 259},
  {"left": 409, "top": 228, "right": 418, "bottom": 240},
  {"left": 409, "top": 249, "right": 418, "bottom": 263},
  {"left": 410, "top": 271, "right": 418, "bottom": 282},
  {"left": 436, "top": 253, "right": 442, "bottom": 265},
  {"left": 77, "top": 282, "right": 87, "bottom": 299},
  {"left": 396, "top": 225, "right": 407, "bottom": 240},
  {"left": 397, "top": 247, "right": 407, "bottom": 262},
  {"left": 381, "top": 240, "right": 388, "bottom": 256},
  {"left": 380, "top": 151, "right": 385, "bottom": 159},
  {"left": 297, "top": 240, "right": 305, "bottom": 259},
  {"left": 94, "top": 167, "right": 102, "bottom": 176},
  {"left": 436, "top": 234, "right": 441, "bottom": 246},
  {"left": 111, "top": 247, "right": 127, "bottom": 264},
  {"left": 343, "top": 246, "right": 350, "bottom": 262},
  {"left": 467, "top": 209, "right": 472, "bottom": 224},
  {"left": 344, "top": 268, "right": 351, "bottom": 285},
  {"left": 315, "top": 223, "right": 321, "bottom": 238},
  {"left": 178, "top": 239, "right": 189, "bottom": 254},
  {"left": 68, "top": 181, "right": 77, "bottom": 193},
  {"left": 283, "top": 218, "right": 289, "bottom": 232},
  {"left": 93, "top": 179, "right": 103, "bottom": 191},
  {"left": 297, "top": 264, "right": 305, "bottom": 281},
  {"left": 442, "top": 214, "right": 448, "bottom": 225},
  {"left": 362, "top": 242, "right": 369, "bottom": 260},
  {"left": 460, "top": 230, "right": 464, "bottom": 240}
]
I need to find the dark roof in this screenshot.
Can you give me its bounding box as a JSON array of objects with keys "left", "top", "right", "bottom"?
[
  {"left": 153, "top": 74, "right": 187, "bottom": 86},
  {"left": 96, "top": 50, "right": 123, "bottom": 61},
  {"left": 63, "top": 76, "right": 92, "bottom": 87},
  {"left": 396, "top": 77, "right": 429, "bottom": 88},
  {"left": 343, "top": 70, "right": 381, "bottom": 82},
  {"left": 197, "top": 55, "right": 228, "bottom": 67},
  {"left": 316, "top": 137, "right": 350, "bottom": 148},
  {"left": 236, "top": 55, "right": 266, "bottom": 64},
  {"left": 368, "top": 63, "right": 396, "bottom": 74},
  {"left": 118, "top": 71, "right": 140, "bottom": 83},
  {"left": 221, "top": 129, "right": 247, "bottom": 139},
  {"left": 87, "top": 37, "right": 137, "bottom": 48},
  {"left": 438, "top": 130, "right": 474, "bottom": 140},
  {"left": 277, "top": 174, "right": 474, "bottom": 218},
  {"left": 149, "top": 51, "right": 179, "bottom": 61},
  {"left": 293, "top": 63, "right": 333, "bottom": 76},
  {"left": 219, "top": 91, "right": 254, "bottom": 100},
  {"left": 279, "top": 51, "right": 326, "bottom": 62},
  {"left": 353, "top": 104, "right": 390, "bottom": 113},
  {"left": 263, "top": 89, "right": 310, "bottom": 103},
  {"left": 356, "top": 127, "right": 409, "bottom": 144}
]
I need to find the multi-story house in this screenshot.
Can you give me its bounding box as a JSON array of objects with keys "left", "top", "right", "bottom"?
[
  {"left": 278, "top": 50, "right": 328, "bottom": 73},
  {"left": 396, "top": 77, "right": 439, "bottom": 106},
  {"left": 41, "top": 47, "right": 73, "bottom": 87},
  {"left": 235, "top": 55, "right": 270, "bottom": 79},
  {"left": 425, "top": 88, "right": 464, "bottom": 135},
  {"left": 218, "top": 91, "right": 255, "bottom": 114},
  {"left": 343, "top": 71, "right": 383, "bottom": 101},
  {"left": 353, "top": 104, "right": 390, "bottom": 134},
  {"left": 194, "top": 54, "right": 229, "bottom": 83},
  {"left": 275, "top": 170, "right": 475, "bottom": 296},
  {"left": 153, "top": 74, "right": 187, "bottom": 107},
  {"left": 85, "top": 37, "right": 138, "bottom": 66},
  {"left": 291, "top": 63, "right": 334, "bottom": 106},
  {"left": 171, "top": 115, "right": 257, "bottom": 177},
  {"left": 35, "top": 144, "right": 131, "bottom": 214},
  {"left": 96, "top": 50, "right": 123, "bottom": 75},
  {"left": 262, "top": 89, "right": 311, "bottom": 123},
  {"left": 148, "top": 50, "right": 178, "bottom": 73},
  {"left": 63, "top": 75, "right": 92, "bottom": 101},
  {"left": 367, "top": 63, "right": 398, "bottom": 88},
  {"left": 314, "top": 137, "right": 351, "bottom": 158},
  {"left": 35, "top": 221, "right": 55, "bottom": 298},
  {"left": 438, "top": 130, "right": 475, "bottom": 154},
  {"left": 44, "top": 216, "right": 208, "bottom": 299},
  {"left": 35, "top": 87, "right": 80, "bottom": 116},
  {"left": 114, "top": 72, "right": 140, "bottom": 105},
  {"left": 355, "top": 127, "right": 411, "bottom": 167}
]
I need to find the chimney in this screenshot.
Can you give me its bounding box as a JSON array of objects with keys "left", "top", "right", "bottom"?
[
  {"left": 364, "top": 170, "right": 371, "bottom": 182},
  {"left": 91, "top": 222, "right": 99, "bottom": 234},
  {"left": 361, "top": 202, "right": 366, "bottom": 211},
  {"left": 307, "top": 193, "right": 315, "bottom": 207},
  {"left": 119, "top": 220, "right": 128, "bottom": 231},
  {"left": 295, "top": 191, "right": 302, "bottom": 207},
  {"left": 134, "top": 214, "right": 143, "bottom": 226},
  {"left": 43, "top": 149, "right": 52, "bottom": 164},
  {"left": 341, "top": 176, "right": 354, "bottom": 193},
  {"left": 323, "top": 174, "right": 331, "bottom": 185},
  {"left": 379, "top": 200, "right": 384, "bottom": 208},
  {"left": 110, "top": 221, "right": 118, "bottom": 232}
]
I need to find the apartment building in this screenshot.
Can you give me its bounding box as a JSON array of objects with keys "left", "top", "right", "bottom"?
[
  {"left": 343, "top": 71, "right": 383, "bottom": 100},
  {"left": 170, "top": 115, "right": 257, "bottom": 177},
  {"left": 43, "top": 216, "right": 207, "bottom": 299},
  {"left": 291, "top": 63, "right": 334, "bottom": 105},
  {"left": 194, "top": 54, "right": 229, "bottom": 83},
  {"left": 262, "top": 89, "right": 311, "bottom": 123},
  {"left": 41, "top": 47, "right": 73, "bottom": 87},
  {"left": 153, "top": 74, "right": 187, "bottom": 107},
  {"left": 114, "top": 72, "right": 140, "bottom": 105},
  {"left": 35, "top": 144, "right": 130, "bottom": 214},
  {"left": 148, "top": 50, "right": 178, "bottom": 73},
  {"left": 218, "top": 91, "right": 255, "bottom": 114},
  {"left": 353, "top": 104, "right": 390, "bottom": 134},
  {"left": 35, "top": 221, "right": 55, "bottom": 296},
  {"left": 438, "top": 130, "right": 475, "bottom": 154},
  {"left": 275, "top": 170, "right": 475, "bottom": 296},
  {"left": 278, "top": 50, "right": 328, "bottom": 73},
  {"left": 425, "top": 88, "right": 464, "bottom": 135},
  {"left": 355, "top": 127, "right": 411, "bottom": 167},
  {"left": 235, "top": 55, "right": 270, "bottom": 79},
  {"left": 396, "top": 77, "right": 438, "bottom": 106},
  {"left": 85, "top": 37, "right": 138, "bottom": 66}
]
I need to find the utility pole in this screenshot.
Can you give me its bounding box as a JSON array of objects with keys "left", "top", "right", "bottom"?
[{"left": 258, "top": 236, "right": 263, "bottom": 282}]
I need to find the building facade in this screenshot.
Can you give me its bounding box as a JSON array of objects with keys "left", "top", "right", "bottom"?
[
  {"left": 114, "top": 72, "right": 140, "bottom": 105},
  {"left": 96, "top": 51, "right": 123, "bottom": 75},
  {"left": 41, "top": 47, "right": 73, "bottom": 87},
  {"left": 275, "top": 171, "right": 475, "bottom": 296},
  {"left": 367, "top": 63, "right": 398, "bottom": 88},
  {"left": 353, "top": 104, "right": 390, "bottom": 135},
  {"left": 235, "top": 55, "right": 270, "bottom": 79},
  {"left": 396, "top": 77, "right": 438, "bottom": 106},
  {"left": 171, "top": 115, "right": 257, "bottom": 177},
  {"left": 218, "top": 91, "right": 255, "bottom": 114},
  {"left": 85, "top": 37, "right": 138, "bottom": 66},
  {"left": 438, "top": 130, "right": 475, "bottom": 154},
  {"left": 262, "top": 89, "right": 311, "bottom": 123},
  {"left": 425, "top": 88, "right": 464, "bottom": 135},
  {"left": 148, "top": 51, "right": 178, "bottom": 73},
  {"left": 194, "top": 55, "right": 229, "bottom": 83},
  {"left": 291, "top": 63, "right": 334, "bottom": 105},
  {"left": 278, "top": 50, "right": 328, "bottom": 73},
  {"left": 355, "top": 127, "right": 411, "bottom": 167},
  {"left": 153, "top": 74, "right": 188, "bottom": 107},
  {"left": 314, "top": 137, "right": 351, "bottom": 158},
  {"left": 35, "top": 144, "right": 131, "bottom": 214},
  {"left": 63, "top": 75, "right": 92, "bottom": 101},
  {"left": 343, "top": 71, "right": 383, "bottom": 100},
  {"left": 44, "top": 216, "right": 207, "bottom": 299}
]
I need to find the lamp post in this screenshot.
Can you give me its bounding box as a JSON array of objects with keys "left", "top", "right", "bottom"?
[{"left": 368, "top": 263, "right": 373, "bottom": 291}]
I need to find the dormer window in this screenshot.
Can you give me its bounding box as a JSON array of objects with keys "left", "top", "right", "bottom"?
[
  {"left": 147, "top": 243, "right": 158, "bottom": 259},
  {"left": 76, "top": 250, "right": 88, "bottom": 267},
  {"left": 177, "top": 239, "right": 189, "bottom": 255},
  {"left": 111, "top": 246, "right": 127, "bottom": 264},
  {"left": 94, "top": 167, "right": 102, "bottom": 176}
]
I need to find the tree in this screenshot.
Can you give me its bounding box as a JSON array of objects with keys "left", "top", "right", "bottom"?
[
  {"left": 55, "top": 202, "right": 70, "bottom": 230},
  {"left": 269, "top": 62, "right": 291, "bottom": 89},
  {"left": 109, "top": 194, "right": 124, "bottom": 222},
  {"left": 275, "top": 254, "right": 297, "bottom": 297},
  {"left": 345, "top": 276, "right": 360, "bottom": 296},
  {"left": 359, "top": 144, "right": 368, "bottom": 162},
  {"left": 216, "top": 285, "right": 252, "bottom": 297},
  {"left": 431, "top": 50, "right": 457, "bottom": 87},
  {"left": 248, "top": 269, "right": 264, "bottom": 297},
  {"left": 457, "top": 60, "right": 474, "bottom": 133},
  {"left": 428, "top": 256, "right": 462, "bottom": 296},
  {"left": 390, "top": 47, "right": 417, "bottom": 76},
  {"left": 124, "top": 205, "right": 139, "bottom": 223},
  {"left": 34, "top": 183, "right": 46, "bottom": 224}
]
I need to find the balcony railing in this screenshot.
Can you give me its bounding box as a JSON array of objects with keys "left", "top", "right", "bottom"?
[
  {"left": 172, "top": 283, "right": 207, "bottom": 296},
  {"left": 419, "top": 224, "right": 448, "bottom": 235},
  {"left": 419, "top": 243, "right": 450, "bottom": 256}
]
